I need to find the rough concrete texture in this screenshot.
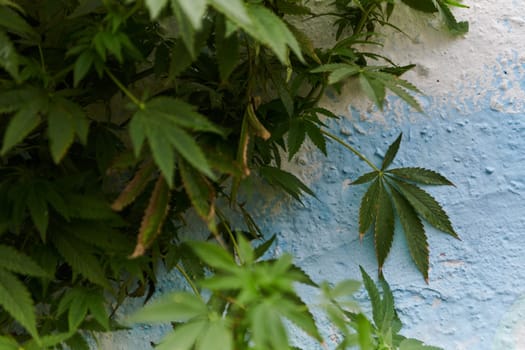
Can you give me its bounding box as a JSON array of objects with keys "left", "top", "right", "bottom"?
[{"left": 97, "top": 1, "right": 525, "bottom": 349}]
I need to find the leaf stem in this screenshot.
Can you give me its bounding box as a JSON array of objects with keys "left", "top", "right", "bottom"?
[
  {"left": 38, "top": 44, "right": 46, "bottom": 73},
  {"left": 104, "top": 68, "right": 144, "bottom": 108},
  {"left": 321, "top": 129, "right": 380, "bottom": 172},
  {"left": 175, "top": 263, "right": 202, "bottom": 300}
]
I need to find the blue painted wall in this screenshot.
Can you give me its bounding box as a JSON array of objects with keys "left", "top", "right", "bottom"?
[{"left": 97, "top": 1, "right": 525, "bottom": 349}]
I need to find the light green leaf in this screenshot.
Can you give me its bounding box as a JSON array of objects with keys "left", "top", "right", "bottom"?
[
  {"left": 375, "top": 181, "right": 395, "bottom": 271},
  {"left": 87, "top": 293, "right": 109, "bottom": 330},
  {"left": 400, "top": 338, "right": 443, "bottom": 350},
  {"left": 208, "top": 0, "right": 250, "bottom": 27},
  {"left": 387, "top": 167, "right": 454, "bottom": 186},
  {"left": 328, "top": 66, "right": 361, "bottom": 84},
  {"left": 196, "top": 320, "right": 233, "bottom": 350},
  {"left": 0, "top": 269, "right": 39, "bottom": 340},
  {"left": 330, "top": 280, "right": 361, "bottom": 298},
  {"left": 391, "top": 187, "right": 429, "bottom": 281},
  {"left": 189, "top": 241, "right": 238, "bottom": 273},
  {"left": 146, "top": 0, "right": 168, "bottom": 19},
  {"left": 435, "top": 0, "right": 468, "bottom": 35},
  {"left": 132, "top": 176, "right": 170, "bottom": 258},
  {"left": 243, "top": 4, "right": 303, "bottom": 64},
  {"left": 0, "top": 245, "right": 49, "bottom": 278},
  {"left": 236, "top": 233, "right": 254, "bottom": 265},
  {"left": 310, "top": 63, "right": 350, "bottom": 73},
  {"left": 156, "top": 320, "right": 207, "bottom": 350},
  {"left": 0, "top": 336, "right": 19, "bottom": 350},
  {"left": 358, "top": 178, "right": 380, "bottom": 237},
  {"left": 381, "top": 133, "right": 402, "bottom": 170},
  {"left": 390, "top": 179, "right": 458, "bottom": 238},
  {"left": 127, "top": 292, "right": 207, "bottom": 324},
  {"left": 170, "top": 0, "right": 197, "bottom": 56},
  {"left": 275, "top": 298, "right": 323, "bottom": 343},
  {"left": 251, "top": 302, "right": 289, "bottom": 350},
  {"left": 359, "top": 266, "right": 382, "bottom": 330},
  {"left": 68, "top": 294, "right": 89, "bottom": 331},
  {"left": 0, "top": 30, "right": 19, "bottom": 81},
  {"left": 176, "top": 0, "right": 207, "bottom": 29}
]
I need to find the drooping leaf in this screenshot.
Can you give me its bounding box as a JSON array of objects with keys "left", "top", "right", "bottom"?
[
  {"left": 375, "top": 181, "right": 395, "bottom": 272},
  {"left": 111, "top": 160, "right": 156, "bottom": 211},
  {"left": 381, "top": 133, "right": 402, "bottom": 170},
  {"left": 73, "top": 50, "right": 94, "bottom": 87},
  {"left": 287, "top": 120, "right": 306, "bottom": 160},
  {"left": 359, "top": 73, "right": 386, "bottom": 109},
  {"left": 260, "top": 166, "right": 315, "bottom": 202},
  {"left": 0, "top": 6, "right": 36, "bottom": 36},
  {"left": 216, "top": 17, "right": 239, "bottom": 81},
  {"left": 435, "top": 0, "right": 468, "bottom": 35},
  {"left": 0, "top": 269, "right": 39, "bottom": 340},
  {"left": 387, "top": 167, "right": 454, "bottom": 186},
  {"left": 304, "top": 121, "right": 327, "bottom": 155},
  {"left": 1, "top": 98, "right": 44, "bottom": 155},
  {"left": 328, "top": 66, "right": 361, "bottom": 84},
  {"left": 132, "top": 176, "right": 170, "bottom": 258},
  {"left": 390, "top": 187, "right": 429, "bottom": 281},
  {"left": 0, "top": 245, "right": 49, "bottom": 278},
  {"left": 390, "top": 179, "right": 458, "bottom": 238},
  {"left": 358, "top": 178, "right": 380, "bottom": 238},
  {"left": 208, "top": 0, "right": 251, "bottom": 28},
  {"left": 176, "top": 0, "right": 207, "bottom": 29},
  {"left": 127, "top": 292, "right": 207, "bottom": 324}
]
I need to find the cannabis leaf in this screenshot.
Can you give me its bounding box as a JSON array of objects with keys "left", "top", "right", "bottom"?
[{"left": 353, "top": 134, "right": 457, "bottom": 280}]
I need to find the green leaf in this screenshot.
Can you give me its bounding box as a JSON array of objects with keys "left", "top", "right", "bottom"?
[
  {"left": 254, "top": 234, "right": 276, "bottom": 259},
  {"left": 127, "top": 292, "right": 207, "bottom": 324},
  {"left": 68, "top": 294, "right": 89, "bottom": 330},
  {"left": 375, "top": 181, "right": 395, "bottom": 272},
  {"left": 243, "top": 4, "right": 303, "bottom": 64},
  {"left": 250, "top": 302, "right": 289, "bottom": 350},
  {"left": 0, "top": 30, "right": 19, "bottom": 81},
  {"left": 156, "top": 320, "right": 207, "bottom": 350},
  {"left": 400, "top": 338, "right": 443, "bottom": 350},
  {"left": 381, "top": 133, "right": 402, "bottom": 170},
  {"left": 310, "top": 63, "right": 350, "bottom": 73},
  {"left": 236, "top": 233, "right": 254, "bottom": 265},
  {"left": 87, "top": 293, "right": 110, "bottom": 330},
  {"left": 48, "top": 98, "right": 90, "bottom": 163},
  {"left": 176, "top": 0, "right": 207, "bottom": 29},
  {"left": 189, "top": 241, "right": 238, "bottom": 273},
  {"left": 330, "top": 279, "right": 361, "bottom": 299},
  {"left": 216, "top": 19, "right": 239, "bottom": 82},
  {"left": 387, "top": 167, "right": 454, "bottom": 186},
  {"left": 401, "top": 0, "right": 437, "bottom": 13},
  {"left": 146, "top": 0, "right": 168, "bottom": 19},
  {"left": 179, "top": 159, "right": 215, "bottom": 222},
  {"left": 208, "top": 0, "right": 251, "bottom": 28},
  {"left": 0, "top": 269, "right": 39, "bottom": 340},
  {"left": 390, "top": 187, "right": 429, "bottom": 281},
  {"left": 352, "top": 171, "right": 379, "bottom": 185},
  {"left": 0, "top": 336, "right": 19, "bottom": 350},
  {"left": 196, "top": 320, "right": 233, "bottom": 350},
  {"left": 275, "top": 298, "right": 323, "bottom": 343},
  {"left": 359, "top": 73, "right": 386, "bottom": 109},
  {"left": 358, "top": 178, "right": 380, "bottom": 238},
  {"left": 287, "top": 120, "right": 306, "bottom": 160},
  {"left": 132, "top": 176, "right": 170, "bottom": 257},
  {"left": 0, "top": 245, "right": 49, "bottom": 278},
  {"left": 1, "top": 100, "right": 43, "bottom": 155},
  {"left": 170, "top": 0, "right": 197, "bottom": 55},
  {"left": 305, "top": 121, "right": 327, "bottom": 155},
  {"left": 359, "top": 266, "right": 382, "bottom": 330},
  {"left": 328, "top": 66, "right": 361, "bottom": 84},
  {"left": 390, "top": 179, "right": 458, "bottom": 238},
  {"left": 52, "top": 234, "right": 109, "bottom": 288},
  {"left": 26, "top": 188, "right": 49, "bottom": 241},
  {"left": 0, "top": 6, "right": 36, "bottom": 36},
  {"left": 260, "top": 166, "right": 315, "bottom": 202},
  {"left": 73, "top": 50, "right": 94, "bottom": 87},
  {"left": 435, "top": 0, "right": 468, "bottom": 35}
]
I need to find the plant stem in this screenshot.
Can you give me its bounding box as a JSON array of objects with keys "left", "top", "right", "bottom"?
[
  {"left": 176, "top": 264, "right": 202, "bottom": 300},
  {"left": 38, "top": 44, "right": 46, "bottom": 73},
  {"left": 105, "top": 68, "right": 144, "bottom": 108},
  {"left": 355, "top": 4, "right": 377, "bottom": 35},
  {"left": 321, "top": 129, "right": 380, "bottom": 172}
]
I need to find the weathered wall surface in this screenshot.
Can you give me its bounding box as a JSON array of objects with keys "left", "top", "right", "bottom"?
[{"left": 98, "top": 1, "right": 525, "bottom": 349}]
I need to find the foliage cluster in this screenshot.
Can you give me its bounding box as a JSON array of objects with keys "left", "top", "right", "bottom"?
[{"left": 0, "top": 0, "right": 466, "bottom": 348}]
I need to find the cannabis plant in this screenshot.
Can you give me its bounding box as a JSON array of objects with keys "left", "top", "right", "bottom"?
[{"left": 0, "top": 0, "right": 467, "bottom": 348}]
